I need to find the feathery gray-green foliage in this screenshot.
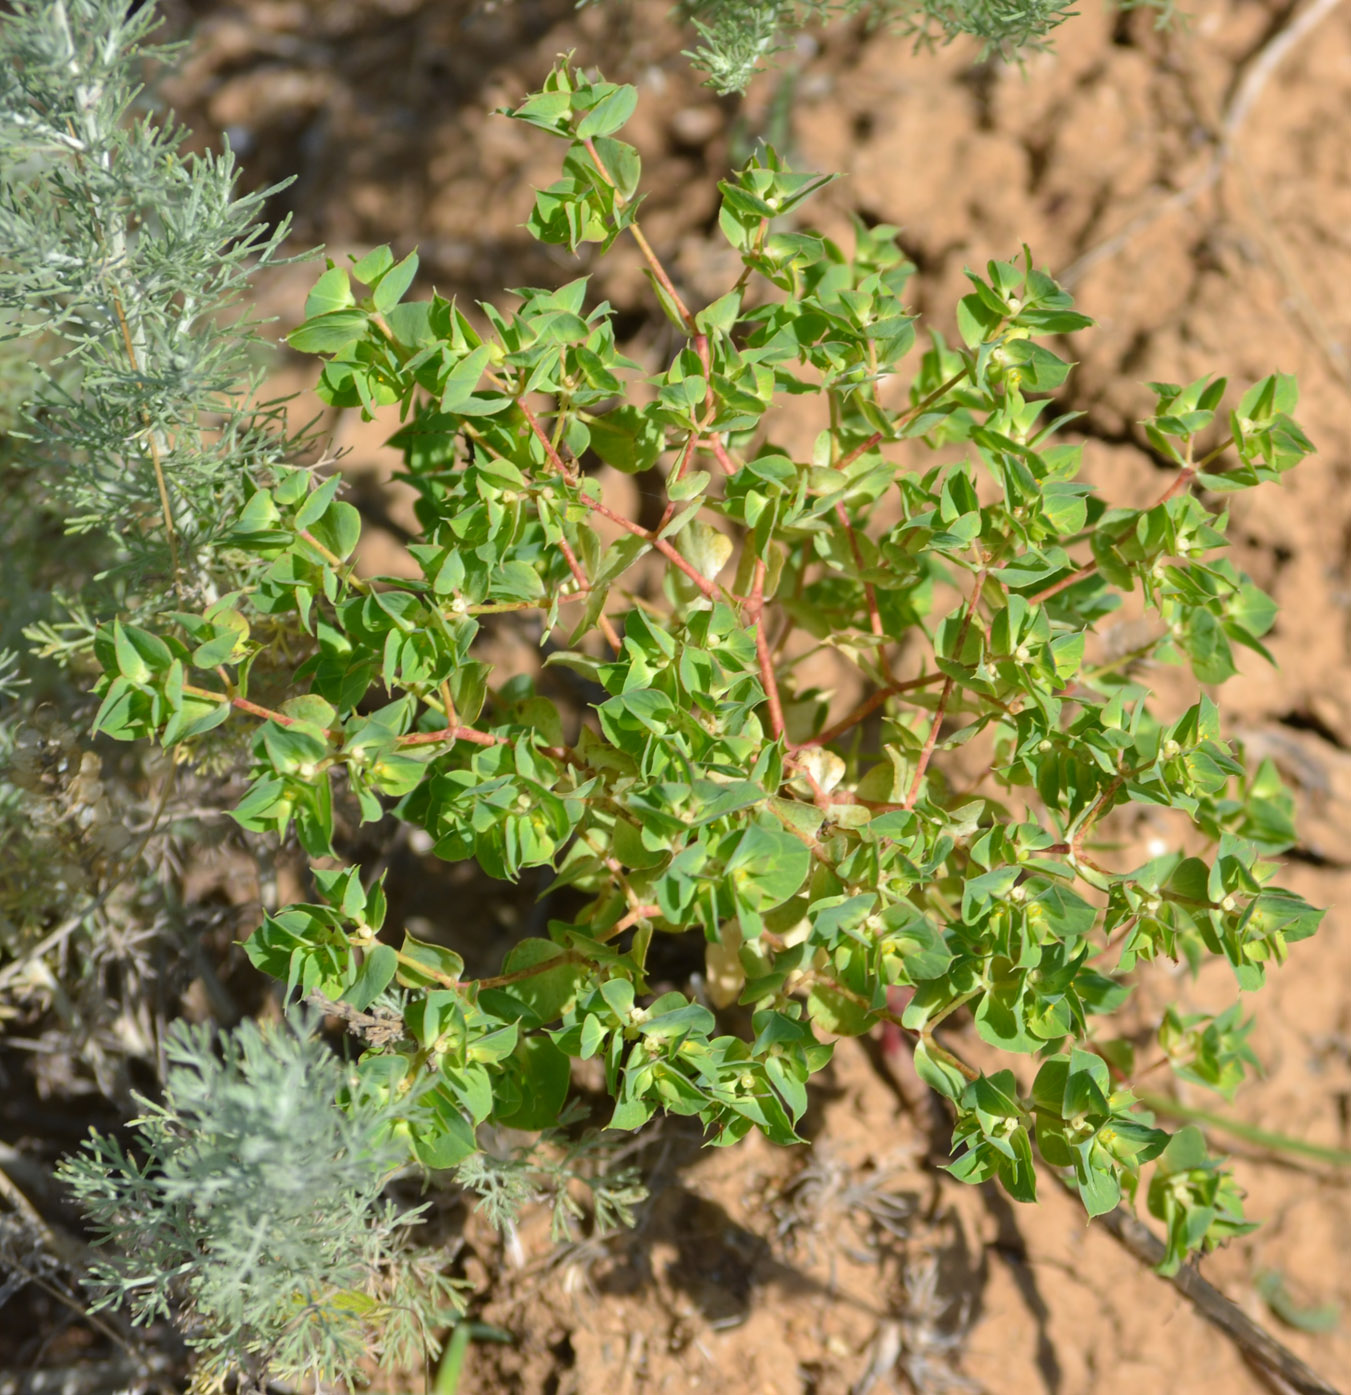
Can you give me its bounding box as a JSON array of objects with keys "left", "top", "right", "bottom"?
[
  {"left": 454, "top": 1103, "right": 648, "bottom": 1242},
  {"left": 0, "top": 0, "right": 304, "bottom": 646},
  {"left": 588, "top": 0, "right": 1076, "bottom": 93},
  {"left": 58, "top": 1015, "right": 463, "bottom": 1390},
  {"left": 0, "top": 0, "right": 310, "bottom": 978},
  {"left": 585, "top": 0, "right": 1183, "bottom": 94}
]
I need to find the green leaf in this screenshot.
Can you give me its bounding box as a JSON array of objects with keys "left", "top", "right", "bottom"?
[
  {"left": 493, "top": 1036, "right": 571, "bottom": 1129},
  {"left": 806, "top": 982, "right": 873, "bottom": 1036},
  {"left": 680, "top": 519, "right": 733, "bottom": 581},
  {"left": 500, "top": 940, "right": 587, "bottom": 1023},
  {"left": 373, "top": 250, "right": 419, "bottom": 314},
  {"left": 288, "top": 308, "right": 370, "bottom": 354},
  {"left": 590, "top": 135, "right": 641, "bottom": 200},
  {"left": 1049, "top": 631, "right": 1085, "bottom": 681},
  {"left": 576, "top": 84, "right": 637, "bottom": 139},
  {"left": 1181, "top": 609, "right": 1237, "bottom": 684},
  {"left": 351, "top": 245, "right": 395, "bottom": 284},
  {"left": 913, "top": 1040, "right": 968, "bottom": 1101},
  {"left": 345, "top": 944, "right": 399, "bottom": 1012},
  {"left": 587, "top": 403, "right": 666, "bottom": 472},
  {"left": 725, "top": 824, "right": 811, "bottom": 911},
  {"left": 410, "top": 1092, "right": 477, "bottom": 1169},
  {"left": 261, "top": 722, "right": 327, "bottom": 775},
  {"left": 112, "top": 620, "right": 172, "bottom": 682},
  {"left": 306, "top": 265, "right": 355, "bottom": 318},
  {"left": 397, "top": 932, "right": 464, "bottom": 990}
]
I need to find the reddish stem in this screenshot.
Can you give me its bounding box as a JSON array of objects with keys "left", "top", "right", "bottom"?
[
  {"left": 707, "top": 433, "right": 738, "bottom": 476},
  {"left": 693, "top": 331, "right": 712, "bottom": 378},
  {"left": 658, "top": 427, "right": 705, "bottom": 533},
  {"left": 690, "top": 333, "right": 736, "bottom": 476},
  {"left": 749, "top": 558, "right": 787, "bottom": 742},
  {"left": 1157, "top": 464, "right": 1198, "bottom": 505},
  {"left": 1029, "top": 562, "right": 1097, "bottom": 606},
  {"left": 584, "top": 136, "right": 695, "bottom": 329},
  {"left": 831, "top": 368, "right": 971, "bottom": 479},
  {"left": 472, "top": 950, "right": 590, "bottom": 991},
  {"left": 518, "top": 398, "right": 575, "bottom": 479},
  {"left": 836, "top": 431, "right": 883, "bottom": 472},
  {"left": 782, "top": 749, "right": 918, "bottom": 815},
  {"left": 902, "top": 569, "right": 988, "bottom": 810},
  {"left": 582, "top": 492, "right": 717, "bottom": 598},
  {"left": 671, "top": 427, "right": 700, "bottom": 485},
  {"left": 182, "top": 684, "right": 311, "bottom": 731},
  {"left": 1030, "top": 465, "right": 1198, "bottom": 606},
  {"left": 834, "top": 499, "right": 883, "bottom": 637},
  {"left": 398, "top": 724, "right": 506, "bottom": 749},
  {"left": 785, "top": 752, "right": 842, "bottom": 812},
  {"left": 518, "top": 394, "right": 716, "bottom": 600},
  {"left": 796, "top": 672, "right": 946, "bottom": 748},
  {"left": 232, "top": 695, "right": 296, "bottom": 726},
  {"left": 599, "top": 902, "right": 664, "bottom": 941},
  {"left": 558, "top": 534, "right": 623, "bottom": 651},
  {"left": 1073, "top": 772, "right": 1126, "bottom": 861}
]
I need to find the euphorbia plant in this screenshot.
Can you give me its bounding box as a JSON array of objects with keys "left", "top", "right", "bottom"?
[{"left": 93, "top": 60, "right": 1321, "bottom": 1275}]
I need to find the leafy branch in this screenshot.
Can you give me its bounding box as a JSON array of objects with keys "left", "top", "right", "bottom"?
[{"left": 87, "top": 59, "right": 1323, "bottom": 1290}]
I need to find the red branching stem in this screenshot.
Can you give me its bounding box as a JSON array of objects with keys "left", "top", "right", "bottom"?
[
  {"left": 1072, "top": 772, "right": 1127, "bottom": 861},
  {"left": 1030, "top": 465, "right": 1199, "bottom": 606},
  {"left": 660, "top": 423, "right": 734, "bottom": 532},
  {"left": 785, "top": 752, "right": 832, "bottom": 810},
  {"left": 231, "top": 695, "right": 294, "bottom": 726},
  {"left": 514, "top": 397, "right": 624, "bottom": 648},
  {"left": 582, "top": 137, "right": 740, "bottom": 496},
  {"left": 472, "top": 950, "right": 590, "bottom": 991},
  {"left": 1029, "top": 562, "right": 1098, "bottom": 606},
  {"left": 782, "top": 750, "right": 917, "bottom": 814},
  {"left": 830, "top": 370, "right": 972, "bottom": 480},
  {"left": 579, "top": 830, "right": 647, "bottom": 918},
  {"left": 581, "top": 136, "right": 616, "bottom": 186},
  {"left": 1157, "top": 464, "right": 1198, "bottom": 505},
  {"left": 658, "top": 428, "right": 703, "bottom": 533},
  {"left": 581, "top": 492, "right": 717, "bottom": 598},
  {"left": 558, "top": 535, "right": 623, "bottom": 651},
  {"left": 909, "top": 369, "right": 968, "bottom": 414},
  {"left": 834, "top": 499, "right": 883, "bottom": 637},
  {"left": 601, "top": 902, "right": 664, "bottom": 941},
  {"left": 902, "top": 569, "right": 988, "bottom": 810},
  {"left": 583, "top": 136, "right": 695, "bottom": 329},
  {"left": 518, "top": 398, "right": 575, "bottom": 479},
  {"left": 189, "top": 677, "right": 585, "bottom": 769},
  {"left": 597, "top": 605, "right": 626, "bottom": 653},
  {"left": 182, "top": 684, "right": 304, "bottom": 730},
  {"left": 796, "top": 672, "right": 947, "bottom": 748},
  {"left": 297, "top": 530, "right": 369, "bottom": 590},
  {"left": 671, "top": 427, "right": 701, "bottom": 484},
  {"left": 396, "top": 946, "right": 592, "bottom": 994},
  {"left": 519, "top": 391, "right": 714, "bottom": 596},
  {"left": 707, "top": 433, "right": 738, "bottom": 475},
  {"left": 555, "top": 534, "right": 589, "bottom": 590},
  {"left": 398, "top": 724, "right": 507, "bottom": 749},
  {"left": 692, "top": 334, "right": 737, "bottom": 476},
  {"left": 836, "top": 431, "right": 883, "bottom": 472},
  {"left": 749, "top": 558, "right": 786, "bottom": 742}
]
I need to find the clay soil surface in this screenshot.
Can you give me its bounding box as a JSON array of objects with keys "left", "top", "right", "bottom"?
[{"left": 40, "top": 1, "right": 1351, "bottom": 1391}]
